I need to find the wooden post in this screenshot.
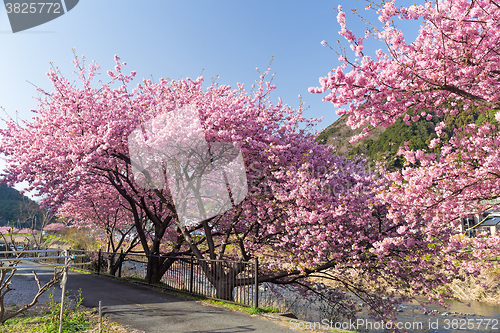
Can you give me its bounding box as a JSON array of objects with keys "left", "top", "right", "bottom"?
[
  {"left": 254, "top": 257, "right": 259, "bottom": 309},
  {"left": 58, "top": 249, "right": 68, "bottom": 333},
  {"left": 97, "top": 249, "right": 101, "bottom": 275},
  {"left": 118, "top": 249, "right": 123, "bottom": 278},
  {"left": 99, "top": 300, "right": 102, "bottom": 333}
]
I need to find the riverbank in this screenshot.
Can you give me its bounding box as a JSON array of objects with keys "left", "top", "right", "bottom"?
[
  {"left": 306, "top": 262, "right": 500, "bottom": 306},
  {"left": 448, "top": 265, "right": 500, "bottom": 304}
]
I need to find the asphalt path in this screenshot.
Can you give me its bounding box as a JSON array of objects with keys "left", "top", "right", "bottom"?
[{"left": 15, "top": 261, "right": 297, "bottom": 333}]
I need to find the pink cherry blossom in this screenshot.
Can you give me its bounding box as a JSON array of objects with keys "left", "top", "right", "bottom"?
[
  {"left": 312, "top": 0, "right": 500, "bottom": 142},
  {"left": 0, "top": 51, "right": 489, "bottom": 322},
  {"left": 44, "top": 223, "right": 66, "bottom": 232}
]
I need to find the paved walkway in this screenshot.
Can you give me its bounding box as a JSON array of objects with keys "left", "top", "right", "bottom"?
[{"left": 17, "top": 262, "right": 297, "bottom": 333}]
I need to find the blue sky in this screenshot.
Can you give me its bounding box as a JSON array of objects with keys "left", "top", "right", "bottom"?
[
  {"left": 0, "top": 0, "right": 421, "bottom": 195},
  {"left": 0, "top": 0, "right": 422, "bottom": 127}
]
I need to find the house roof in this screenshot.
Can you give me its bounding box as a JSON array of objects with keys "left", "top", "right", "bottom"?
[{"left": 480, "top": 216, "right": 500, "bottom": 226}]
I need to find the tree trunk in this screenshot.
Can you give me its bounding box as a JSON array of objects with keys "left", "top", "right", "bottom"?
[
  {"left": 106, "top": 252, "right": 126, "bottom": 276},
  {"left": 145, "top": 255, "right": 177, "bottom": 284},
  {"left": 205, "top": 261, "right": 242, "bottom": 302},
  {"left": 214, "top": 277, "right": 235, "bottom": 301}
]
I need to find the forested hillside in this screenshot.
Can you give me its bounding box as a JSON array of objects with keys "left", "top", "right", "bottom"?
[
  {"left": 0, "top": 184, "right": 43, "bottom": 228},
  {"left": 318, "top": 107, "right": 499, "bottom": 170}
]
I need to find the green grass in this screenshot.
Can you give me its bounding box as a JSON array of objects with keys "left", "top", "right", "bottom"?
[
  {"left": 68, "top": 266, "right": 92, "bottom": 275},
  {"left": 143, "top": 278, "right": 281, "bottom": 315},
  {"left": 0, "top": 308, "right": 121, "bottom": 333},
  {"left": 0, "top": 290, "right": 91, "bottom": 333},
  {"left": 202, "top": 299, "right": 281, "bottom": 315},
  {"left": 0, "top": 288, "right": 132, "bottom": 333}
]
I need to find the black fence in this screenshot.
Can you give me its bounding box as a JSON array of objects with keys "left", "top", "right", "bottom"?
[
  {"left": 66, "top": 250, "right": 259, "bottom": 308},
  {"left": 33, "top": 248, "right": 369, "bottom": 323}
]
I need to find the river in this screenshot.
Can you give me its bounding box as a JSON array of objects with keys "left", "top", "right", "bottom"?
[
  {"left": 116, "top": 260, "right": 500, "bottom": 332},
  {"left": 390, "top": 298, "right": 500, "bottom": 333},
  {"left": 259, "top": 284, "right": 500, "bottom": 332}
]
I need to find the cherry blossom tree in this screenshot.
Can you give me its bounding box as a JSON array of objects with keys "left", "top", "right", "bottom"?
[
  {"left": 380, "top": 123, "right": 500, "bottom": 249},
  {"left": 0, "top": 227, "right": 18, "bottom": 235},
  {"left": 0, "top": 55, "right": 194, "bottom": 283},
  {"left": 311, "top": 0, "right": 500, "bottom": 141},
  {"left": 58, "top": 182, "right": 141, "bottom": 275},
  {"left": 311, "top": 0, "right": 500, "bottom": 316},
  {"left": 0, "top": 53, "right": 479, "bottom": 323},
  {"left": 43, "top": 222, "right": 66, "bottom": 233},
  {"left": 311, "top": 0, "right": 500, "bottom": 229},
  {"left": 312, "top": 0, "right": 500, "bottom": 215}
]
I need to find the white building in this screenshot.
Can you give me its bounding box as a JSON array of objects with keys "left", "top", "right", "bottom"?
[
  {"left": 477, "top": 212, "right": 500, "bottom": 236},
  {"left": 459, "top": 211, "right": 500, "bottom": 236}
]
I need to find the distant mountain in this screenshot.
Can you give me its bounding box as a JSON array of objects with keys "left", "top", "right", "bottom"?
[
  {"left": 0, "top": 184, "right": 43, "bottom": 228},
  {"left": 318, "top": 107, "right": 499, "bottom": 171},
  {"left": 316, "top": 114, "right": 387, "bottom": 153}
]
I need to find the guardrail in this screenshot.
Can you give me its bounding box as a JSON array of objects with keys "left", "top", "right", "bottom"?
[{"left": 0, "top": 249, "right": 90, "bottom": 269}]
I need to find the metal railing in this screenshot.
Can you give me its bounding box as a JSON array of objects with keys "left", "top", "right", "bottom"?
[
  {"left": 66, "top": 249, "right": 260, "bottom": 308},
  {"left": 0, "top": 249, "right": 90, "bottom": 269},
  {"left": 31, "top": 248, "right": 341, "bottom": 322}
]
